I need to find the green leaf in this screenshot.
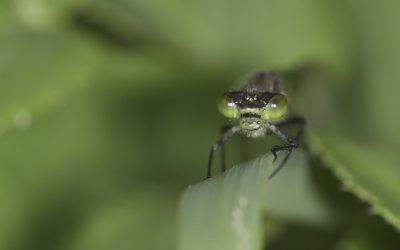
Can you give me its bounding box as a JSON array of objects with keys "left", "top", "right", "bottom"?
[
  {"left": 309, "top": 134, "right": 400, "bottom": 230},
  {"left": 178, "top": 150, "right": 333, "bottom": 250},
  {"left": 178, "top": 154, "right": 271, "bottom": 250}
]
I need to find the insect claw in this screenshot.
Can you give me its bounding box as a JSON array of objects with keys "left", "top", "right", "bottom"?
[
  {"left": 271, "top": 145, "right": 280, "bottom": 162},
  {"left": 272, "top": 151, "right": 278, "bottom": 162}
]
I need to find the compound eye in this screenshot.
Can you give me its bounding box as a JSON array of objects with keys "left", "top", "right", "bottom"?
[
  {"left": 263, "top": 94, "right": 288, "bottom": 120},
  {"left": 218, "top": 93, "right": 239, "bottom": 118}
]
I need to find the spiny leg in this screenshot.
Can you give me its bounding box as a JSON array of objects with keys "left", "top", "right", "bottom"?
[
  {"left": 270, "top": 115, "right": 305, "bottom": 158},
  {"left": 269, "top": 145, "right": 295, "bottom": 179},
  {"left": 267, "top": 122, "right": 301, "bottom": 179},
  {"left": 207, "top": 125, "right": 240, "bottom": 179},
  {"left": 276, "top": 115, "right": 310, "bottom": 154},
  {"left": 271, "top": 144, "right": 297, "bottom": 162},
  {"left": 270, "top": 115, "right": 306, "bottom": 160}
]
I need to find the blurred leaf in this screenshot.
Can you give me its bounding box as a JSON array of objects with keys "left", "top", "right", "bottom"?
[
  {"left": 0, "top": 87, "right": 110, "bottom": 249},
  {"left": 92, "top": 0, "right": 350, "bottom": 74},
  {"left": 0, "top": 28, "right": 100, "bottom": 135},
  {"left": 2, "top": 0, "right": 94, "bottom": 30},
  {"left": 309, "top": 134, "right": 400, "bottom": 230},
  {"left": 68, "top": 190, "right": 178, "bottom": 250},
  {"left": 96, "top": 49, "right": 179, "bottom": 89},
  {"left": 265, "top": 223, "right": 340, "bottom": 250},
  {"left": 0, "top": 85, "right": 181, "bottom": 250},
  {"left": 335, "top": 215, "right": 400, "bottom": 250},
  {"left": 342, "top": 1, "right": 400, "bottom": 146}
]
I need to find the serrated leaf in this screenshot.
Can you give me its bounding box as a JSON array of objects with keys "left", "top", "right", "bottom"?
[{"left": 309, "top": 134, "right": 400, "bottom": 230}]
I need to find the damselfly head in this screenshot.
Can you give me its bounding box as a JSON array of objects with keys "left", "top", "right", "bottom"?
[{"left": 217, "top": 73, "right": 288, "bottom": 137}]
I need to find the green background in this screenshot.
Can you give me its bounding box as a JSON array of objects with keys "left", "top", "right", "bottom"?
[{"left": 1, "top": 0, "right": 400, "bottom": 249}]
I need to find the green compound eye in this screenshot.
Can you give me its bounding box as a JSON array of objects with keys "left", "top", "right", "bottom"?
[
  {"left": 218, "top": 94, "right": 239, "bottom": 118},
  {"left": 263, "top": 94, "right": 288, "bottom": 120}
]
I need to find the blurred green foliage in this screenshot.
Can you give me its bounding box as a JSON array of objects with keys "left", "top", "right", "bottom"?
[{"left": 0, "top": 0, "right": 400, "bottom": 249}]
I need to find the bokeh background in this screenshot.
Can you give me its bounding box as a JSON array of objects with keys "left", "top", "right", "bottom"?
[{"left": 1, "top": 0, "right": 400, "bottom": 249}]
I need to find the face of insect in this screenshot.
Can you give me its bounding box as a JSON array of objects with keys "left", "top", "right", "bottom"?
[
  {"left": 218, "top": 92, "right": 288, "bottom": 137},
  {"left": 238, "top": 109, "right": 264, "bottom": 131}
]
